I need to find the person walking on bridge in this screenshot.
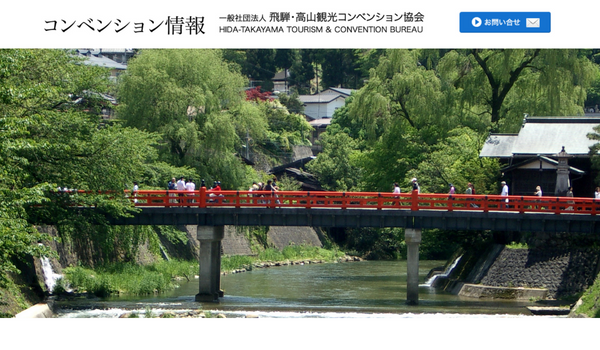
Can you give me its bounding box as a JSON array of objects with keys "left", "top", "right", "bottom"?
[
  {"left": 185, "top": 178, "right": 196, "bottom": 206},
  {"left": 176, "top": 176, "right": 186, "bottom": 204},
  {"left": 393, "top": 182, "right": 401, "bottom": 196},
  {"left": 466, "top": 182, "right": 478, "bottom": 208},
  {"left": 393, "top": 182, "right": 401, "bottom": 206},
  {"left": 411, "top": 178, "right": 420, "bottom": 193},
  {"left": 168, "top": 177, "right": 177, "bottom": 203},
  {"left": 501, "top": 181, "right": 509, "bottom": 208}
]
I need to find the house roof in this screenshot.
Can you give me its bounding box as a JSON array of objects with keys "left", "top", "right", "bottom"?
[
  {"left": 481, "top": 116, "right": 600, "bottom": 158},
  {"left": 79, "top": 54, "right": 127, "bottom": 70},
  {"left": 309, "top": 118, "right": 332, "bottom": 128},
  {"left": 480, "top": 134, "right": 519, "bottom": 158},
  {"left": 512, "top": 117, "right": 600, "bottom": 156},
  {"left": 321, "top": 88, "right": 353, "bottom": 96},
  {"left": 299, "top": 94, "right": 345, "bottom": 104},
  {"left": 268, "top": 156, "right": 316, "bottom": 175},
  {"left": 272, "top": 70, "right": 290, "bottom": 81}
]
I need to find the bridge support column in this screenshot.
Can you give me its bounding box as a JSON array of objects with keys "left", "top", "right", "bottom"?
[
  {"left": 195, "top": 226, "right": 224, "bottom": 303},
  {"left": 405, "top": 228, "right": 421, "bottom": 305}
]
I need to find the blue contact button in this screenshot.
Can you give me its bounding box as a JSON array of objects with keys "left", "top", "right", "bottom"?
[{"left": 460, "top": 12, "right": 551, "bottom": 33}]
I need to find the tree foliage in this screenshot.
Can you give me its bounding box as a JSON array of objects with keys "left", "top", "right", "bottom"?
[
  {"left": 439, "top": 49, "right": 598, "bottom": 132},
  {"left": 0, "top": 49, "right": 183, "bottom": 275},
  {"left": 118, "top": 49, "right": 311, "bottom": 189},
  {"left": 311, "top": 49, "right": 599, "bottom": 259}
]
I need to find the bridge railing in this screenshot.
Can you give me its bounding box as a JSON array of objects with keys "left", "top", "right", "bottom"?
[{"left": 121, "top": 189, "right": 600, "bottom": 215}]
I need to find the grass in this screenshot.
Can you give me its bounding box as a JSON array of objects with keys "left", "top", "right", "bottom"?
[
  {"left": 572, "top": 273, "right": 600, "bottom": 317},
  {"left": 506, "top": 242, "right": 529, "bottom": 249},
  {"left": 63, "top": 260, "right": 198, "bottom": 296}
]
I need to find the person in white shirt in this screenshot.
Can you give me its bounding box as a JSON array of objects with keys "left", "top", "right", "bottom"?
[
  {"left": 393, "top": 182, "right": 401, "bottom": 195},
  {"left": 176, "top": 177, "right": 186, "bottom": 203},
  {"left": 501, "top": 181, "right": 509, "bottom": 208},
  {"left": 185, "top": 179, "right": 196, "bottom": 206},
  {"left": 393, "top": 182, "right": 401, "bottom": 206}
]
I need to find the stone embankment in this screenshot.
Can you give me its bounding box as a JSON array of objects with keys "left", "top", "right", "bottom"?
[
  {"left": 437, "top": 242, "right": 600, "bottom": 302},
  {"left": 223, "top": 255, "right": 362, "bottom": 275},
  {"left": 478, "top": 247, "right": 600, "bottom": 299}
]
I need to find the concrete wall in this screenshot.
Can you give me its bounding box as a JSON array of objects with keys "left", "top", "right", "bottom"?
[
  {"left": 267, "top": 226, "right": 322, "bottom": 250},
  {"left": 222, "top": 226, "right": 254, "bottom": 256}
]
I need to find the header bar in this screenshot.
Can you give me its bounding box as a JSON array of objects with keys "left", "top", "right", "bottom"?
[{"left": 1, "top": 1, "right": 597, "bottom": 48}]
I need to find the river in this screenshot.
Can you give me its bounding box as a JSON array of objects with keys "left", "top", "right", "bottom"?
[
  {"left": 52, "top": 260, "right": 546, "bottom": 318},
  {"left": 30, "top": 259, "right": 589, "bottom": 350}
]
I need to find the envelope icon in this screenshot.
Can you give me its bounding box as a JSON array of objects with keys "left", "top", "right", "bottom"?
[{"left": 526, "top": 18, "right": 540, "bottom": 28}]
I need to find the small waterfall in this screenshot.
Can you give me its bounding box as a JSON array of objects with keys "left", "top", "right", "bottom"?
[
  {"left": 40, "top": 256, "right": 63, "bottom": 294},
  {"left": 159, "top": 243, "right": 170, "bottom": 261},
  {"left": 422, "top": 255, "right": 462, "bottom": 287}
]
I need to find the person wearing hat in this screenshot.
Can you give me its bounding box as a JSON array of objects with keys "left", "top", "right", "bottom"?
[
  {"left": 411, "top": 178, "right": 420, "bottom": 193},
  {"left": 501, "top": 181, "right": 509, "bottom": 208},
  {"left": 249, "top": 182, "right": 259, "bottom": 203}
]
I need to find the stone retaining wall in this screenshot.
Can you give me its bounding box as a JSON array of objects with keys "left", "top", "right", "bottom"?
[
  {"left": 267, "top": 226, "right": 322, "bottom": 250},
  {"left": 479, "top": 247, "right": 600, "bottom": 299},
  {"left": 222, "top": 226, "right": 254, "bottom": 256}
]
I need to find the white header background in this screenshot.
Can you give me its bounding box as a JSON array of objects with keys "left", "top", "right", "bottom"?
[{"left": 1, "top": 0, "right": 596, "bottom": 48}]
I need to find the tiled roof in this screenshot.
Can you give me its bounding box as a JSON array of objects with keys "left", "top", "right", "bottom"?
[
  {"left": 481, "top": 117, "right": 600, "bottom": 158},
  {"left": 80, "top": 54, "right": 127, "bottom": 70}
]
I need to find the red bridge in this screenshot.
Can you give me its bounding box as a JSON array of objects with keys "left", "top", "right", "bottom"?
[
  {"left": 128, "top": 188, "right": 600, "bottom": 215},
  {"left": 64, "top": 188, "right": 600, "bottom": 304}
]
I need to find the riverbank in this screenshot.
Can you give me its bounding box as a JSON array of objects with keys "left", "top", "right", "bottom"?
[{"left": 9, "top": 244, "right": 358, "bottom": 318}]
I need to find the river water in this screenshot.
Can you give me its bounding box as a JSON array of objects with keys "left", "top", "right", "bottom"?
[{"left": 53, "top": 260, "right": 545, "bottom": 318}]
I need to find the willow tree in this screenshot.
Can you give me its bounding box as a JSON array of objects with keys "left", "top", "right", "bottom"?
[
  {"left": 438, "top": 49, "right": 598, "bottom": 132},
  {"left": 347, "top": 50, "right": 456, "bottom": 143},
  {"left": 117, "top": 49, "right": 257, "bottom": 188},
  {"left": 335, "top": 49, "right": 461, "bottom": 190}
]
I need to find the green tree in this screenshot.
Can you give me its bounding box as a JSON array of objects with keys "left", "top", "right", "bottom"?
[
  {"left": 290, "top": 49, "right": 317, "bottom": 94},
  {"left": 438, "top": 49, "right": 598, "bottom": 132},
  {"left": 318, "top": 49, "right": 363, "bottom": 89},
  {"left": 0, "top": 49, "right": 175, "bottom": 275},
  {"left": 117, "top": 49, "right": 255, "bottom": 188},
  {"left": 243, "top": 49, "right": 277, "bottom": 91},
  {"left": 307, "top": 124, "right": 360, "bottom": 191},
  {"left": 415, "top": 127, "right": 501, "bottom": 194}
]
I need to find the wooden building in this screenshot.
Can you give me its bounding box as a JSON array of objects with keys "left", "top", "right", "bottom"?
[{"left": 480, "top": 116, "right": 600, "bottom": 197}]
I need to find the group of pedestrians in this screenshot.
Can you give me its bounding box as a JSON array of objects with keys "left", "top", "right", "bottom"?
[
  {"left": 248, "top": 177, "right": 280, "bottom": 204},
  {"left": 164, "top": 176, "right": 219, "bottom": 205}
]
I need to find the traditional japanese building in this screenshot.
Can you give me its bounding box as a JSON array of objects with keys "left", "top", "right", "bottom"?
[{"left": 479, "top": 116, "right": 600, "bottom": 197}]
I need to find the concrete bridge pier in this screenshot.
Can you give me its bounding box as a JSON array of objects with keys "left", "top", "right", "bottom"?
[
  {"left": 405, "top": 228, "right": 421, "bottom": 305},
  {"left": 195, "top": 226, "right": 224, "bottom": 302}
]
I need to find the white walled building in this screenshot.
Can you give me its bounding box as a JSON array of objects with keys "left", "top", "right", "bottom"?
[{"left": 298, "top": 88, "right": 353, "bottom": 120}]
